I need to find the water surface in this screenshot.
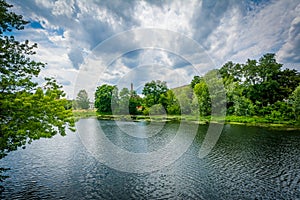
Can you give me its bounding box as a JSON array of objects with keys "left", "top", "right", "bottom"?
[{"left": 0, "top": 119, "right": 299, "bottom": 199}]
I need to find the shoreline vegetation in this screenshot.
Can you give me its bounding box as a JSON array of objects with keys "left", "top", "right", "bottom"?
[
  {"left": 73, "top": 110, "right": 300, "bottom": 131},
  {"left": 72, "top": 54, "right": 300, "bottom": 131}
]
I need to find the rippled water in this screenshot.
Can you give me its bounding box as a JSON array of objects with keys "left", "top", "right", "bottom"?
[{"left": 0, "top": 119, "right": 300, "bottom": 199}]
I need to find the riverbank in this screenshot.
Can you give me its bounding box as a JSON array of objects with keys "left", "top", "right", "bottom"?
[
  {"left": 73, "top": 110, "right": 98, "bottom": 120},
  {"left": 72, "top": 110, "right": 300, "bottom": 130}
]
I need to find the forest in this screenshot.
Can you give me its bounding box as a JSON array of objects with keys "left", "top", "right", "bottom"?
[{"left": 91, "top": 53, "right": 300, "bottom": 124}]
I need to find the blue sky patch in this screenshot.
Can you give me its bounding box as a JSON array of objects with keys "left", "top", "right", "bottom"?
[{"left": 30, "top": 21, "right": 44, "bottom": 29}]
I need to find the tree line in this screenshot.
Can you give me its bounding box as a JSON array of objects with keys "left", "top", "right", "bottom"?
[{"left": 94, "top": 53, "right": 300, "bottom": 122}]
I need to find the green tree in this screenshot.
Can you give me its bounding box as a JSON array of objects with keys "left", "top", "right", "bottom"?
[
  {"left": 0, "top": 0, "right": 74, "bottom": 179},
  {"left": 64, "top": 99, "right": 74, "bottom": 110},
  {"left": 113, "top": 87, "right": 142, "bottom": 115},
  {"left": 291, "top": 84, "right": 300, "bottom": 121},
  {"left": 175, "top": 87, "right": 193, "bottom": 114},
  {"left": 220, "top": 54, "right": 299, "bottom": 117},
  {"left": 193, "top": 81, "right": 211, "bottom": 116},
  {"left": 204, "top": 69, "right": 227, "bottom": 116},
  {"left": 277, "top": 69, "right": 300, "bottom": 101},
  {"left": 117, "top": 88, "right": 130, "bottom": 114},
  {"left": 220, "top": 62, "right": 240, "bottom": 114},
  {"left": 243, "top": 54, "right": 284, "bottom": 106},
  {"left": 142, "top": 80, "right": 168, "bottom": 107},
  {"left": 129, "top": 91, "right": 142, "bottom": 115},
  {"left": 192, "top": 70, "right": 227, "bottom": 117},
  {"left": 223, "top": 81, "right": 240, "bottom": 115},
  {"left": 94, "top": 84, "right": 117, "bottom": 114},
  {"left": 271, "top": 101, "right": 294, "bottom": 121},
  {"left": 219, "top": 61, "right": 243, "bottom": 84},
  {"left": 160, "top": 90, "right": 180, "bottom": 115},
  {"left": 76, "top": 89, "right": 90, "bottom": 109},
  {"left": 190, "top": 76, "right": 202, "bottom": 89},
  {"left": 149, "top": 104, "right": 166, "bottom": 115},
  {"left": 233, "top": 96, "right": 255, "bottom": 116}
]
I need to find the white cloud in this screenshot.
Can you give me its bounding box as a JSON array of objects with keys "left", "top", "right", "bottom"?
[
  {"left": 52, "top": 0, "right": 76, "bottom": 18},
  {"left": 192, "top": 0, "right": 300, "bottom": 66},
  {"left": 6, "top": 0, "right": 300, "bottom": 99},
  {"left": 277, "top": 13, "right": 300, "bottom": 64},
  {"left": 133, "top": 0, "right": 196, "bottom": 36}
]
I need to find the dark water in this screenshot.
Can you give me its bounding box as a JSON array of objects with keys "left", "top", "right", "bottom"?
[{"left": 1, "top": 119, "right": 300, "bottom": 199}]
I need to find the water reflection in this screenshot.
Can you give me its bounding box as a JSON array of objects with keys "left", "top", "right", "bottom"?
[
  {"left": 77, "top": 119, "right": 198, "bottom": 173},
  {"left": 0, "top": 119, "right": 299, "bottom": 199}
]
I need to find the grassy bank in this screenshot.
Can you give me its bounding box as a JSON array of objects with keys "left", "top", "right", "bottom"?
[
  {"left": 72, "top": 110, "right": 300, "bottom": 130},
  {"left": 72, "top": 110, "right": 98, "bottom": 120},
  {"left": 224, "top": 116, "right": 299, "bottom": 130}
]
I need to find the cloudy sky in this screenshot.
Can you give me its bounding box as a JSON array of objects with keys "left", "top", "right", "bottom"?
[{"left": 8, "top": 0, "right": 300, "bottom": 99}]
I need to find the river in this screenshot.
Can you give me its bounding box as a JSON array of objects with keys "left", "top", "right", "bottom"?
[{"left": 0, "top": 118, "right": 299, "bottom": 199}]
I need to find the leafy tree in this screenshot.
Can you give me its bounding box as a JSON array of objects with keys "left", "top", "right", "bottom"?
[
  {"left": 64, "top": 99, "right": 74, "bottom": 110},
  {"left": 190, "top": 76, "right": 202, "bottom": 89},
  {"left": 76, "top": 89, "right": 90, "bottom": 109},
  {"left": 219, "top": 61, "right": 242, "bottom": 84},
  {"left": 142, "top": 80, "right": 168, "bottom": 107},
  {"left": 204, "top": 69, "right": 227, "bottom": 116},
  {"left": 193, "top": 80, "right": 211, "bottom": 116},
  {"left": 120, "top": 87, "right": 130, "bottom": 98},
  {"left": 175, "top": 87, "right": 193, "bottom": 114},
  {"left": 222, "top": 81, "right": 239, "bottom": 115},
  {"left": 291, "top": 84, "right": 300, "bottom": 121},
  {"left": 113, "top": 87, "right": 142, "bottom": 115},
  {"left": 219, "top": 53, "right": 300, "bottom": 118},
  {"left": 233, "top": 96, "right": 255, "bottom": 116},
  {"left": 220, "top": 62, "right": 243, "bottom": 115},
  {"left": 243, "top": 54, "right": 285, "bottom": 106},
  {"left": 277, "top": 69, "right": 300, "bottom": 101},
  {"left": 272, "top": 101, "right": 294, "bottom": 121},
  {"left": 191, "top": 69, "right": 227, "bottom": 117},
  {"left": 94, "top": 84, "right": 117, "bottom": 114},
  {"left": 129, "top": 91, "right": 143, "bottom": 115},
  {"left": 149, "top": 104, "right": 166, "bottom": 115},
  {"left": 0, "top": 0, "right": 75, "bottom": 180},
  {"left": 117, "top": 88, "right": 130, "bottom": 114},
  {"left": 160, "top": 90, "right": 180, "bottom": 115}
]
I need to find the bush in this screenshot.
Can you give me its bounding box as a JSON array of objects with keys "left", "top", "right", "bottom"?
[
  {"left": 167, "top": 104, "right": 181, "bottom": 115},
  {"left": 149, "top": 104, "right": 166, "bottom": 115}
]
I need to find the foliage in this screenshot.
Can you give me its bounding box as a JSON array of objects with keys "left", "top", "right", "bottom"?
[
  {"left": 233, "top": 96, "right": 255, "bottom": 116},
  {"left": 93, "top": 54, "right": 299, "bottom": 124},
  {"left": 160, "top": 90, "right": 180, "bottom": 115},
  {"left": 291, "top": 84, "right": 300, "bottom": 120},
  {"left": 142, "top": 107, "right": 150, "bottom": 115},
  {"left": 75, "top": 89, "right": 90, "bottom": 109},
  {"left": 116, "top": 88, "right": 142, "bottom": 115},
  {"left": 204, "top": 69, "right": 227, "bottom": 116},
  {"left": 219, "top": 61, "right": 243, "bottom": 84},
  {"left": 117, "top": 88, "right": 130, "bottom": 114},
  {"left": 219, "top": 53, "right": 300, "bottom": 120},
  {"left": 64, "top": 99, "right": 74, "bottom": 110},
  {"left": 142, "top": 80, "right": 168, "bottom": 107},
  {"left": 241, "top": 54, "right": 299, "bottom": 106},
  {"left": 94, "top": 84, "right": 117, "bottom": 114},
  {"left": 190, "top": 75, "right": 202, "bottom": 89},
  {"left": 129, "top": 92, "right": 143, "bottom": 115},
  {"left": 175, "top": 87, "right": 193, "bottom": 114},
  {"left": 0, "top": 0, "right": 74, "bottom": 162},
  {"left": 192, "top": 70, "right": 227, "bottom": 117},
  {"left": 193, "top": 80, "right": 211, "bottom": 116},
  {"left": 149, "top": 104, "right": 166, "bottom": 115}
]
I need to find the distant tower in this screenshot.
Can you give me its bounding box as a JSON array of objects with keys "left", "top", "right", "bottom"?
[{"left": 131, "top": 83, "right": 133, "bottom": 92}]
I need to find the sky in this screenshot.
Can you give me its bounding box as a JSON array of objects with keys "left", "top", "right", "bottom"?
[{"left": 8, "top": 0, "right": 300, "bottom": 99}]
